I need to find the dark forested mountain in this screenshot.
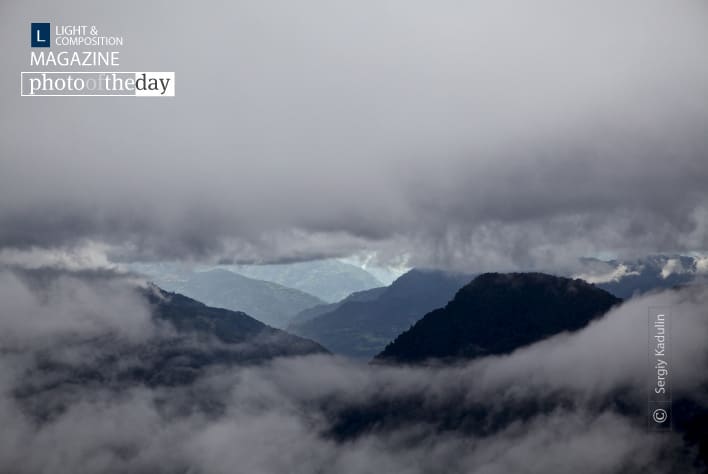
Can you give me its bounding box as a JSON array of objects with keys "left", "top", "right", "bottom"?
[
  {"left": 288, "top": 269, "right": 473, "bottom": 358},
  {"left": 376, "top": 273, "right": 621, "bottom": 364},
  {"left": 148, "top": 269, "right": 324, "bottom": 328}
]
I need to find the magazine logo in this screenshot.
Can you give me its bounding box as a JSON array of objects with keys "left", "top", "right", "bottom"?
[
  {"left": 23, "top": 21, "right": 174, "bottom": 97},
  {"left": 31, "top": 23, "right": 50, "bottom": 48},
  {"left": 21, "top": 72, "right": 175, "bottom": 96}
]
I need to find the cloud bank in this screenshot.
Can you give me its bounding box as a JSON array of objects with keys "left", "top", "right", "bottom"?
[{"left": 1, "top": 267, "right": 707, "bottom": 473}]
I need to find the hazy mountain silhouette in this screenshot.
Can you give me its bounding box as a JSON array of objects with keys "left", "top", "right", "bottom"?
[
  {"left": 288, "top": 286, "right": 387, "bottom": 326},
  {"left": 289, "top": 269, "right": 473, "bottom": 358},
  {"left": 149, "top": 269, "right": 324, "bottom": 328},
  {"left": 228, "top": 259, "right": 384, "bottom": 302}
]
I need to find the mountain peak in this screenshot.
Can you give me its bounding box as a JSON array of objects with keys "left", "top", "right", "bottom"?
[{"left": 375, "top": 272, "right": 621, "bottom": 364}]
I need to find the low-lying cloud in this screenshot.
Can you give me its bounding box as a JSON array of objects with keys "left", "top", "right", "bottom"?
[
  {"left": 0, "top": 267, "right": 706, "bottom": 473},
  {"left": 0, "top": 268, "right": 152, "bottom": 349}
]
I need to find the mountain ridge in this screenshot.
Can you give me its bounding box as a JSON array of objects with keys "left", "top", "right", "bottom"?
[
  {"left": 146, "top": 268, "right": 324, "bottom": 328},
  {"left": 289, "top": 269, "right": 474, "bottom": 358},
  {"left": 17, "top": 284, "right": 328, "bottom": 407},
  {"left": 227, "top": 259, "right": 384, "bottom": 302},
  {"left": 375, "top": 272, "right": 622, "bottom": 364}
]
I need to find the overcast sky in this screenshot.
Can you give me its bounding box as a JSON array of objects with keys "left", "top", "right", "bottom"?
[{"left": 2, "top": 0, "right": 708, "bottom": 271}]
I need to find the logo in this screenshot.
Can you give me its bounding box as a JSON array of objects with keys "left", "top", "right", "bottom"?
[
  {"left": 31, "top": 23, "right": 50, "bottom": 48},
  {"left": 648, "top": 402, "right": 671, "bottom": 430},
  {"left": 22, "top": 22, "right": 175, "bottom": 97},
  {"left": 652, "top": 408, "right": 668, "bottom": 424}
]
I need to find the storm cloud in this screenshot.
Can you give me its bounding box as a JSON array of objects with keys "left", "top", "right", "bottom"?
[{"left": 0, "top": 0, "right": 707, "bottom": 269}]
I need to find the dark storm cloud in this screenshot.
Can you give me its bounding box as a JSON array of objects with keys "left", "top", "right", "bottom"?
[
  {"left": 1, "top": 268, "right": 706, "bottom": 473},
  {"left": 1, "top": 0, "right": 707, "bottom": 268}
]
